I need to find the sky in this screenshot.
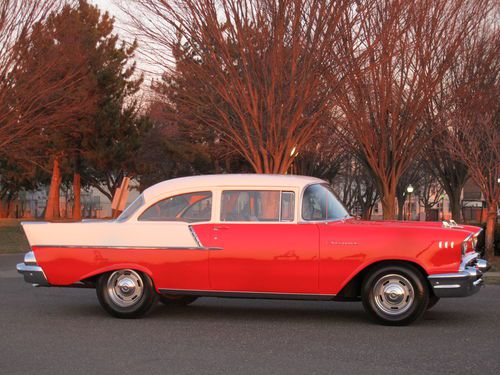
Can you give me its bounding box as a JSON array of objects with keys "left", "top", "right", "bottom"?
[
  {"left": 90, "top": 0, "right": 122, "bottom": 21},
  {"left": 89, "top": 0, "right": 131, "bottom": 41},
  {"left": 89, "top": 0, "right": 163, "bottom": 94}
]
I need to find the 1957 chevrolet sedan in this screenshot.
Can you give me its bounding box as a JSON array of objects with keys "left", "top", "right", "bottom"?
[{"left": 17, "top": 174, "right": 489, "bottom": 325}]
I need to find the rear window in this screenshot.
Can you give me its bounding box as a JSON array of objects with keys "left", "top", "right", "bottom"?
[{"left": 138, "top": 191, "right": 212, "bottom": 223}]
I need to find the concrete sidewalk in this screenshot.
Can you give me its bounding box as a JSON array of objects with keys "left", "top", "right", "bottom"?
[{"left": 484, "top": 272, "right": 500, "bottom": 284}]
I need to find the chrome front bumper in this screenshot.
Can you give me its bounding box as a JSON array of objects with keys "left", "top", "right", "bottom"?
[
  {"left": 16, "top": 251, "right": 49, "bottom": 287},
  {"left": 428, "top": 253, "right": 490, "bottom": 298}
]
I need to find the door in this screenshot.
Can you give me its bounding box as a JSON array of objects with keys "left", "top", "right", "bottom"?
[
  {"left": 195, "top": 190, "right": 319, "bottom": 294},
  {"left": 135, "top": 191, "right": 213, "bottom": 290}
]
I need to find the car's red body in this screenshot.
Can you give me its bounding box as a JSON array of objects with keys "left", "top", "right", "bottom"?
[
  {"left": 17, "top": 174, "right": 488, "bottom": 323},
  {"left": 33, "top": 221, "right": 466, "bottom": 294}
]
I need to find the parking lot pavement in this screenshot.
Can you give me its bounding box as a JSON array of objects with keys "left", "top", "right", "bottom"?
[{"left": 1, "top": 253, "right": 499, "bottom": 375}]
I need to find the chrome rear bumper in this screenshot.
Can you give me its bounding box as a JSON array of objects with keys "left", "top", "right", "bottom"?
[
  {"left": 16, "top": 251, "right": 49, "bottom": 287},
  {"left": 428, "top": 253, "right": 489, "bottom": 298}
]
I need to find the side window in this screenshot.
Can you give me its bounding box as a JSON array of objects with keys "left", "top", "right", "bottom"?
[
  {"left": 139, "top": 191, "right": 212, "bottom": 222},
  {"left": 302, "top": 184, "right": 348, "bottom": 221},
  {"left": 116, "top": 194, "right": 144, "bottom": 222},
  {"left": 281, "top": 191, "right": 295, "bottom": 221},
  {"left": 221, "top": 190, "right": 294, "bottom": 222},
  {"left": 303, "top": 184, "right": 326, "bottom": 220}
]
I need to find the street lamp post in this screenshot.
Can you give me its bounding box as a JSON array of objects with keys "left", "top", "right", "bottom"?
[{"left": 407, "top": 184, "right": 414, "bottom": 221}]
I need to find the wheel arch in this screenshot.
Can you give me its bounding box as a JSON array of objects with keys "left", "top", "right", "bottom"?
[
  {"left": 335, "top": 259, "right": 430, "bottom": 301},
  {"left": 79, "top": 264, "right": 155, "bottom": 287}
]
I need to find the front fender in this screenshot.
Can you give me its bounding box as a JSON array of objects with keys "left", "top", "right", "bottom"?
[{"left": 336, "top": 256, "right": 429, "bottom": 293}]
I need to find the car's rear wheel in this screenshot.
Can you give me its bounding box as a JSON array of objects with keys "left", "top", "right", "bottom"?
[
  {"left": 159, "top": 294, "right": 198, "bottom": 306},
  {"left": 96, "top": 269, "right": 157, "bottom": 318},
  {"left": 427, "top": 295, "right": 440, "bottom": 310},
  {"left": 361, "top": 264, "right": 429, "bottom": 326}
]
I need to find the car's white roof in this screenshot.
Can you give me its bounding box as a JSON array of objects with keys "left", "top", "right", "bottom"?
[{"left": 142, "top": 174, "right": 325, "bottom": 202}]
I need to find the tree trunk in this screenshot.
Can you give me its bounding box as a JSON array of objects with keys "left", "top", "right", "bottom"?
[
  {"left": 361, "top": 206, "right": 372, "bottom": 220},
  {"left": 72, "top": 172, "right": 82, "bottom": 220},
  {"left": 446, "top": 189, "right": 463, "bottom": 223},
  {"left": 0, "top": 200, "right": 7, "bottom": 218},
  {"left": 484, "top": 206, "right": 497, "bottom": 260},
  {"left": 45, "top": 157, "right": 62, "bottom": 220},
  {"left": 424, "top": 206, "right": 433, "bottom": 221},
  {"left": 381, "top": 191, "right": 397, "bottom": 220},
  {"left": 6, "top": 198, "right": 13, "bottom": 218}
]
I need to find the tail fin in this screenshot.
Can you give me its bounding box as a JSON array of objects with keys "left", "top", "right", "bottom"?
[{"left": 21, "top": 222, "right": 49, "bottom": 248}]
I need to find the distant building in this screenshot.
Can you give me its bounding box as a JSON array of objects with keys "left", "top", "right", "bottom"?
[{"left": 1, "top": 183, "right": 140, "bottom": 219}]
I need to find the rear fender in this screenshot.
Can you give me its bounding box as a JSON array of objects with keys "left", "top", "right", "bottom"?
[{"left": 79, "top": 264, "right": 155, "bottom": 287}]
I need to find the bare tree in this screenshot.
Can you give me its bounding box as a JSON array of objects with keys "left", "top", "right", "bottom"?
[
  {"left": 333, "top": 156, "right": 379, "bottom": 220},
  {"left": 126, "top": 0, "right": 360, "bottom": 173},
  {"left": 334, "top": 0, "right": 490, "bottom": 219},
  {"left": 448, "top": 24, "right": 499, "bottom": 259},
  {"left": 417, "top": 169, "right": 445, "bottom": 221},
  {"left": 420, "top": 77, "right": 469, "bottom": 222},
  {"left": 292, "top": 123, "right": 345, "bottom": 180},
  {"left": 423, "top": 135, "right": 468, "bottom": 222},
  {"left": 395, "top": 161, "right": 425, "bottom": 221}
]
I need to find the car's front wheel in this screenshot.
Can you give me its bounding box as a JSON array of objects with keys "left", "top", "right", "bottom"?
[
  {"left": 361, "top": 264, "right": 429, "bottom": 326},
  {"left": 96, "top": 269, "right": 157, "bottom": 318}
]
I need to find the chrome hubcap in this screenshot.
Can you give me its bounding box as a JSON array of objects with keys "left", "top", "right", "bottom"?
[
  {"left": 107, "top": 270, "right": 143, "bottom": 308},
  {"left": 373, "top": 274, "right": 414, "bottom": 315}
]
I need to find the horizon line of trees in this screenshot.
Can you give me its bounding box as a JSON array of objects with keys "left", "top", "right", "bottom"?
[{"left": 0, "top": 0, "right": 498, "bottom": 257}]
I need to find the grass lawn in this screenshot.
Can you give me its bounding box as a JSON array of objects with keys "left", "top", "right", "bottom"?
[{"left": 0, "top": 219, "right": 30, "bottom": 254}]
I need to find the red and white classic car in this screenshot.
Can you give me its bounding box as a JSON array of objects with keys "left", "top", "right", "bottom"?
[{"left": 17, "top": 174, "right": 489, "bottom": 325}]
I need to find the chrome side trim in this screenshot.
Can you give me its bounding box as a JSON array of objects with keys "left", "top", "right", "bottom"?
[
  {"left": 188, "top": 225, "right": 202, "bottom": 247},
  {"left": 427, "top": 272, "right": 476, "bottom": 279},
  {"left": 33, "top": 244, "right": 223, "bottom": 251},
  {"left": 433, "top": 284, "right": 461, "bottom": 289}
]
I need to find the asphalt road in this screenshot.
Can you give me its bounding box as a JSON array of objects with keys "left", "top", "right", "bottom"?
[{"left": 1, "top": 253, "right": 499, "bottom": 375}]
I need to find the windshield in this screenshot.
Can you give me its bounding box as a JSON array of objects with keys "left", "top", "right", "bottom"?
[
  {"left": 302, "top": 183, "right": 349, "bottom": 221},
  {"left": 116, "top": 194, "right": 145, "bottom": 222}
]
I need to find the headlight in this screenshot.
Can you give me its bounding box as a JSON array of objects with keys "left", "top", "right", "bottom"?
[{"left": 461, "top": 233, "right": 474, "bottom": 256}]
